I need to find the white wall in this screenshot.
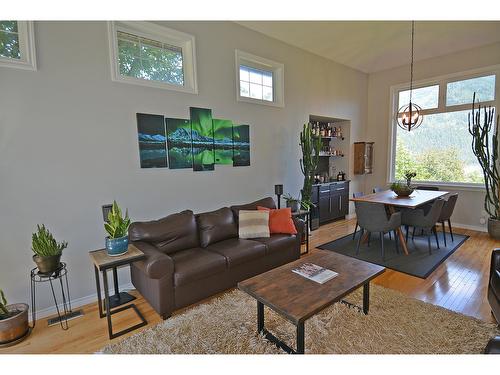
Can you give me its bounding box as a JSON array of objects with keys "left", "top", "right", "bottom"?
[
  {"left": 365, "top": 42, "right": 500, "bottom": 230},
  {"left": 0, "top": 21, "right": 368, "bottom": 312}
]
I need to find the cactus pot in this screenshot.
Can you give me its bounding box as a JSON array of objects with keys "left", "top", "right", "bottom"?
[
  {"left": 106, "top": 235, "right": 129, "bottom": 257},
  {"left": 0, "top": 303, "right": 29, "bottom": 346},
  {"left": 33, "top": 254, "right": 62, "bottom": 274},
  {"left": 487, "top": 218, "right": 500, "bottom": 240}
]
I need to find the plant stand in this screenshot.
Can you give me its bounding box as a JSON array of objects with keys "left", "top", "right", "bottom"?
[{"left": 30, "top": 262, "right": 72, "bottom": 330}]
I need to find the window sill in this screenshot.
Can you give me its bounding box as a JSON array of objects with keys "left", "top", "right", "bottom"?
[
  {"left": 111, "top": 75, "right": 198, "bottom": 94},
  {"left": 236, "top": 95, "right": 284, "bottom": 108},
  {"left": 387, "top": 180, "right": 486, "bottom": 192}
]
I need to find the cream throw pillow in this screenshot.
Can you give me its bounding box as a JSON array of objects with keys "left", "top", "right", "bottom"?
[{"left": 238, "top": 210, "right": 270, "bottom": 239}]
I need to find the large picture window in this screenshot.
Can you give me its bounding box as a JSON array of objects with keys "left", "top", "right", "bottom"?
[{"left": 390, "top": 68, "right": 499, "bottom": 187}]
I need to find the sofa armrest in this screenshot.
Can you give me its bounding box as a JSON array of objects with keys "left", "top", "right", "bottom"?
[
  {"left": 133, "top": 241, "right": 174, "bottom": 280},
  {"left": 292, "top": 217, "right": 305, "bottom": 235},
  {"left": 492, "top": 248, "right": 500, "bottom": 279}
]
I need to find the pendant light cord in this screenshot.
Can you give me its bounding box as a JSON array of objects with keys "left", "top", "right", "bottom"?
[{"left": 409, "top": 20, "right": 415, "bottom": 104}]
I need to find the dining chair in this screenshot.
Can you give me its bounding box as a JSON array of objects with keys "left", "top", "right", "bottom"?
[
  {"left": 401, "top": 198, "right": 445, "bottom": 255},
  {"left": 352, "top": 191, "right": 364, "bottom": 240},
  {"left": 354, "top": 201, "right": 401, "bottom": 260},
  {"left": 437, "top": 193, "right": 458, "bottom": 246}
]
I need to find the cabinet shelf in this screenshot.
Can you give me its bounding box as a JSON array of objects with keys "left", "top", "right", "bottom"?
[{"left": 323, "top": 136, "right": 345, "bottom": 141}]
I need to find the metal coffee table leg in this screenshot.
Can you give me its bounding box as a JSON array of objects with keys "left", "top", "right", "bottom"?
[{"left": 256, "top": 301, "right": 304, "bottom": 354}]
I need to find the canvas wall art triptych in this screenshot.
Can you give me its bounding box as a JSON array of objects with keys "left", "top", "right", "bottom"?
[{"left": 136, "top": 107, "right": 250, "bottom": 171}]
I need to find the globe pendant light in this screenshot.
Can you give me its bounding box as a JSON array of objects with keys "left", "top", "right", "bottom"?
[{"left": 397, "top": 21, "right": 423, "bottom": 132}]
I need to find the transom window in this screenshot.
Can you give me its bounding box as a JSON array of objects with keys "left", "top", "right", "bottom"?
[
  {"left": 117, "top": 31, "right": 184, "bottom": 86},
  {"left": 239, "top": 65, "right": 273, "bottom": 102},
  {"left": 0, "top": 21, "right": 36, "bottom": 70},
  {"left": 390, "top": 68, "right": 498, "bottom": 187},
  {"left": 235, "top": 50, "right": 284, "bottom": 107},
  {"left": 108, "top": 21, "right": 197, "bottom": 94},
  {"left": 0, "top": 21, "right": 20, "bottom": 59}
]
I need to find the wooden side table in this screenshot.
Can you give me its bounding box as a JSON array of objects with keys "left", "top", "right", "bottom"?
[
  {"left": 292, "top": 210, "right": 310, "bottom": 255},
  {"left": 89, "top": 244, "right": 147, "bottom": 339}
]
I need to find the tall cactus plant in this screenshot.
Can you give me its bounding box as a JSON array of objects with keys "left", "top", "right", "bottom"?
[
  {"left": 300, "top": 123, "right": 322, "bottom": 208},
  {"left": 0, "top": 289, "right": 9, "bottom": 318},
  {"left": 468, "top": 92, "right": 500, "bottom": 220}
]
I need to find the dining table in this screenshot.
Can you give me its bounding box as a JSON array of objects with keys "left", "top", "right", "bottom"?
[{"left": 350, "top": 189, "right": 449, "bottom": 255}]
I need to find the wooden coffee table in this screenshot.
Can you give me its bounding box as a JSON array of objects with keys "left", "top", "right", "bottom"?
[{"left": 238, "top": 250, "right": 385, "bottom": 354}]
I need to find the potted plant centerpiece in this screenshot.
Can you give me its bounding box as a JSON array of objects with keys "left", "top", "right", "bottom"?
[
  {"left": 104, "top": 201, "right": 131, "bottom": 256},
  {"left": 32, "top": 224, "right": 67, "bottom": 274},
  {"left": 283, "top": 193, "right": 301, "bottom": 213},
  {"left": 391, "top": 170, "right": 416, "bottom": 197},
  {"left": 469, "top": 93, "right": 500, "bottom": 239},
  {"left": 0, "top": 289, "right": 29, "bottom": 346}
]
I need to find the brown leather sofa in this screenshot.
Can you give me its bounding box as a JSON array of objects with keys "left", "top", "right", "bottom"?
[
  {"left": 484, "top": 248, "right": 500, "bottom": 354},
  {"left": 488, "top": 248, "right": 500, "bottom": 324},
  {"left": 128, "top": 197, "right": 303, "bottom": 319}
]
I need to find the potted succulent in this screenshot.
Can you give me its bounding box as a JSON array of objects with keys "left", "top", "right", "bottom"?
[
  {"left": 283, "top": 193, "right": 301, "bottom": 213},
  {"left": 0, "top": 289, "right": 29, "bottom": 346},
  {"left": 104, "top": 201, "right": 131, "bottom": 256},
  {"left": 404, "top": 170, "right": 417, "bottom": 187},
  {"left": 468, "top": 93, "right": 500, "bottom": 239},
  {"left": 32, "top": 224, "right": 67, "bottom": 274},
  {"left": 391, "top": 180, "right": 414, "bottom": 197}
]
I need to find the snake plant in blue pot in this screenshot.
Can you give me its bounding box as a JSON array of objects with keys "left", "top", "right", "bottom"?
[{"left": 104, "top": 201, "right": 131, "bottom": 256}]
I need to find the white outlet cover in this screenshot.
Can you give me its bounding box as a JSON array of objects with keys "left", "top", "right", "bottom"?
[{"left": 479, "top": 217, "right": 486, "bottom": 225}]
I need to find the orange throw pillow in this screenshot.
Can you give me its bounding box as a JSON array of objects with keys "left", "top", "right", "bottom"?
[{"left": 257, "top": 206, "right": 298, "bottom": 235}]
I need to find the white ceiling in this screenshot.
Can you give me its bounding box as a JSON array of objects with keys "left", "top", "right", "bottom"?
[{"left": 237, "top": 21, "right": 500, "bottom": 73}]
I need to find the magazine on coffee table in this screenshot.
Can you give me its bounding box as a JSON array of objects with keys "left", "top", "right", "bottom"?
[{"left": 292, "top": 262, "right": 338, "bottom": 284}]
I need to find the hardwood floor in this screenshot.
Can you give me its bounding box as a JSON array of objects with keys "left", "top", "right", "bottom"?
[{"left": 1, "top": 218, "right": 497, "bottom": 354}]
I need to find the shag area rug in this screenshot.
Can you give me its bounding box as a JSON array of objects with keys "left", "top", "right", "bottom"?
[{"left": 102, "top": 285, "right": 498, "bottom": 354}]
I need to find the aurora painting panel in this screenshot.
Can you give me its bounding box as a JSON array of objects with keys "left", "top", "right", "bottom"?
[
  {"left": 233, "top": 124, "right": 250, "bottom": 167},
  {"left": 166, "top": 118, "right": 193, "bottom": 169},
  {"left": 136, "top": 113, "right": 167, "bottom": 168},
  {"left": 213, "top": 119, "right": 234, "bottom": 165},
  {"left": 190, "top": 107, "right": 215, "bottom": 171}
]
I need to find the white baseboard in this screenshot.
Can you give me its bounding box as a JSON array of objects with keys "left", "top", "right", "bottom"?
[
  {"left": 346, "top": 213, "right": 356, "bottom": 220},
  {"left": 31, "top": 282, "right": 134, "bottom": 322},
  {"left": 451, "top": 222, "right": 488, "bottom": 233}
]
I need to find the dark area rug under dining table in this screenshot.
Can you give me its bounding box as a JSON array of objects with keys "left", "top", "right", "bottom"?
[{"left": 317, "top": 230, "right": 469, "bottom": 278}]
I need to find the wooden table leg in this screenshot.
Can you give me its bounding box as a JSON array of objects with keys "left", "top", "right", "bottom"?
[{"left": 387, "top": 205, "right": 409, "bottom": 255}]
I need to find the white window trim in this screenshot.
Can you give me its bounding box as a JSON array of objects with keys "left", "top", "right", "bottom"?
[
  {"left": 386, "top": 64, "right": 500, "bottom": 190},
  {"left": 0, "top": 21, "right": 37, "bottom": 71},
  {"left": 235, "top": 49, "right": 284, "bottom": 108},
  {"left": 107, "top": 21, "right": 198, "bottom": 94}
]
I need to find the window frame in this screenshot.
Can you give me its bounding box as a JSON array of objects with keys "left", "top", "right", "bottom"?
[
  {"left": 387, "top": 64, "right": 500, "bottom": 190},
  {"left": 0, "top": 21, "right": 37, "bottom": 71},
  {"left": 235, "top": 49, "right": 284, "bottom": 108},
  {"left": 107, "top": 21, "right": 198, "bottom": 94}
]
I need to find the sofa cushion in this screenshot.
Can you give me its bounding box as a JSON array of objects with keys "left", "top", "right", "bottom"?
[
  {"left": 238, "top": 210, "right": 270, "bottom": 239},
  {"left": 230, "top": 197, "right": 276, "bottom": 222},
  {"left": 129, "top": 210, "right": 199, "bottom": 255},
  {"left": 206, "top": 238, "right": 266, "bottom": 267},
  {"left": 197, "top": 207, "right": 238, "bottom": 248},
  {"left": 252, "top": 234, "right": 297, "bottom": 255},
  {"left": 170, "top": 248, "right": 227, "bottom": 287},
  {"left": 257, "top": 206, "right": 298, "bottom": 235}
]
